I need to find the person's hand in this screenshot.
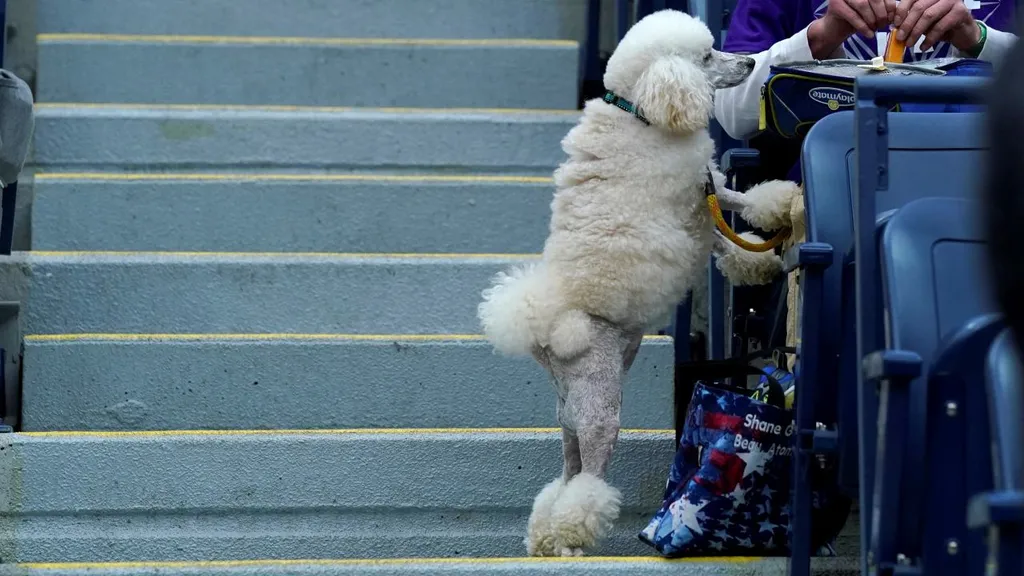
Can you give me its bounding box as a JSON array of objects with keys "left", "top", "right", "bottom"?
[
  {"left": 893, "top": 0, "right": 981, "bottom": 52},
  {"left": 825, "top": 0, "right": 897, "bottom": 38}
]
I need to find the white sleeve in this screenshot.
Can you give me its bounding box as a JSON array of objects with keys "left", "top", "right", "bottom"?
[
  {"left": 714, "top": 26, "right": 845, "bottom": 141},
  {"left": 960, "top": 26, "right": 1017, "bottom": 67}
]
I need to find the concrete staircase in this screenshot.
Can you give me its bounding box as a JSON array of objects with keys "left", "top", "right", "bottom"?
[{"left": 0, "top": 1, "right": 855, "bottom": 574}]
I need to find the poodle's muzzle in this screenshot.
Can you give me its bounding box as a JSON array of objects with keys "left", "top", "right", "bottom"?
[{"left": 707, "top": 51, "right": 755, "bottom": 89}]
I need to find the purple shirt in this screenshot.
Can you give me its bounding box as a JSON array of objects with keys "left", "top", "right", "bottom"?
[{"left": 724, "top": 0, "right": 1015, "bottom": 61}]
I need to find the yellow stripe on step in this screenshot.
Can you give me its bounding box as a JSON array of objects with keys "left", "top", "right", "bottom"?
[
  {"left": 37, "top": 32, "right": 579, "bottom": 49},
  {"left": 26, "top": 333, "right": 484, "bottom": 343},
  {"left": 20, "top": 428, "right": 675, "bottom": 438},
  {"left": 36, "top": 102, "right": 581, "bottom": 115},
  {"left": 29, "top": 250, "right": 540, "bottom": 259},
  {"left": 21, "top": 556, "right": 759, "bottom": 570},
  {"left": 25, "top": 333, "right": 674, "bottom": 343},
  {"left": 35, "top": 172, "right": 555, "bottom": 184}
]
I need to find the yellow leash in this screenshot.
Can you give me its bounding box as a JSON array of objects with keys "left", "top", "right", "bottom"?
[
  {"left": 704, "top": 172, "right": 792, "bottom": 253},
  {"left": 705, "top": 33, "right": 892, "bottom": 253}
]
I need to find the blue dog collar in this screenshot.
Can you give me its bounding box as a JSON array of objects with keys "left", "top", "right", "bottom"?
[{"left": 603, "top": 91, "right": 650, "bottom": 125}]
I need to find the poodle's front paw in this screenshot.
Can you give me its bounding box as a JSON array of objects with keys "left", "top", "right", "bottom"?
[
  {"left": 525, "top": 477, "right": 567, "bottom": 556},
  {"left": 547, "top": 473, "right": 622, "bottom": 554},
  {"left": 740, "top": 180, "right": 801, "bottom": 231},
  {"left": 715, "top": 233, "right": 784, "bottom": 285},
  {"left": 558, "top": 546, "right": 585, "bottom": 557}
]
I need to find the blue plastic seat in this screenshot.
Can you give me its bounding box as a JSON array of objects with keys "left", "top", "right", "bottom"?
[
  {"left": 865, "top": 196, "right": 1000, "bottom": 576},
  {"left": 788, "top": 76, "right": 989, "bottom": 576},
  {"left": 967, "top": 329, "right": 1024, "bottom": 576},
  {"left": 851, "top": 76, "right": 989, "bottom": 575}
]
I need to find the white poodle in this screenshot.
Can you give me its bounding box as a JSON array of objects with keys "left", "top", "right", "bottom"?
[{"left": 477, "top": 9, "right": 799, "bottom": 556}]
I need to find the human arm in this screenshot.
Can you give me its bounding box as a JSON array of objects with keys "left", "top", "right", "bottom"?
[
  {"left": 972, "top": 27, "right": 1018, "bottom": 67},
  {"left": 714, "top": 23, "right": 850, "bottom": 140},
  {"left": 711, "top": 167, "right": 799, "bottom": 230}
]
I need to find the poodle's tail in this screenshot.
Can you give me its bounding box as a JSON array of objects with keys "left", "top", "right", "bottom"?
[{"left": 477, "top": 262, "right": 592, "bottom": 358}]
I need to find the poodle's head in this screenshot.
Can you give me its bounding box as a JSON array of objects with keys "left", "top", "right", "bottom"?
[{"left": 603, "top": 10, "right": 754, "bottom": 133}]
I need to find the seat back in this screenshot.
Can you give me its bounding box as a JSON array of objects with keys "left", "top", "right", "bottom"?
[
  {"left": 878, "top": 196, "right": 999, "bottom": 576},
  {"left": 800, "top": 107, "right": 987, "bottom": 576},
  {"left": 881, "top": 197, "right": 994, "bottom": 366}
]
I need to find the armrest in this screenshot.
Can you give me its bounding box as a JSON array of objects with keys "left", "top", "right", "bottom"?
[
  {"left": 783, "top": 242, "right": 834, "bottom": 274},
  {"left": 721, "top": 147, "right": 760, "bottom": 174},
  {"left": 968, "top": 490, "right": 1024, "bottom": 529},
  {"left": 863, "top": 350, "right": 923, "bottom": 384}
]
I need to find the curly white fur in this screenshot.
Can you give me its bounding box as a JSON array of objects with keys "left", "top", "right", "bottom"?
[
  {"left": 526, "top": 473, "right": 622, "bottom": 557},
  {"left": 524, "top": 477, "right": 567, "bottom": 556},
  {"left": 715, "top": 231, "right": 784, "bottom": 285},
  {"left": 479, "top": 10, "right": 771, "bottom": 357}
]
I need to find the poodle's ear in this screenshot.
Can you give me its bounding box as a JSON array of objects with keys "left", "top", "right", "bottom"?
[{"left": 633, "top": 56, "right": 712, "bottom": 133}]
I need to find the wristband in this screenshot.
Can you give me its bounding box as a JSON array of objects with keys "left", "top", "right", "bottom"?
[{"left": 965, "top": 21, "right": 987, "bottom": 58}]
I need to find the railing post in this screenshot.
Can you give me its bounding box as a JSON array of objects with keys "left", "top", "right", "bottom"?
[
  {"left": 854, "top": 79, "right": 886, "bottom": 576},
  {"left": 785, "top": 242, "right": 835, "bottom": 576},
  {"left": 0, "top": 0, "right": 7, "bottom": 67},
  {"left": 0, "top": 0, "right": 12, "bottom": 257},
  {"left": 580, "top": 0, "right": 604, "bottom": 104}
]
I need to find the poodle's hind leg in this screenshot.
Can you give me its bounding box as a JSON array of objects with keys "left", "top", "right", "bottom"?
[
  {"left": 712, "top": 177, "right": 799, "bottom": 232},
  {"left": 562, "top": 427, "right": 582, "bottom": 480},
  {"left": 622, "top": 331, "right": 643, "bottom": 372},
  {"left": 544, "top": 427, "right": 584, "bottom": 557},
  {"left": 712, "top": 230, "right": 783, "bottom": 286},
  {"left": 524, "top": 407, "right": 575, "bottom": 556},
  {"left": 525, "top": 350, "right": 582, "bottom": 557},
  {"left": 546, "top": 322, "right": 631, "bottom": 556}
]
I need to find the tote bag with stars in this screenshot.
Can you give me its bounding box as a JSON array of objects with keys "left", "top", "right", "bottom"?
[{"left": 639, "top": 380, "right": 849, "bottom": 556}]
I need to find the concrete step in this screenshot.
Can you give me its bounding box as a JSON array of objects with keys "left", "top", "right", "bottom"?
[
  {"left": 36, "top": 0, "right": 594, "bottom": 40},
  {"left": 0, "top": 429, "right": 675, "bottom": 561},
  {"left": 32, "top": 104, "right": 577, "bottom": 174},
  {"left": 4, "top": 557, "right": 860, "bottom": 576},
  {"left": 4, "top": 252, "right": 540, "bottom": 335},
  {"left": 31, "top": 173, "right": 552, "bottom": 253},
  {"left": 36, "top": 35, "right": 579, "bottom": 109},
  {"left": 21, "top": 334, "right": 674, "bottom": 431}
]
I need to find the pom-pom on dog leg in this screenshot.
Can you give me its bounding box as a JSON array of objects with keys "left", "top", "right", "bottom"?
[
  {"left": 525, "top": 476, "right": 568, "bottom": 556},
  {"left": 549, "top": 472, "right": 622, "bottom": 556},
  {"left": 543, "top": 325, "right": 630, "bottom": 555},
  {"left": 524, "top": 372, "right": 586, "bottom": 556},
  {"left": 713, "top": 178, "right": 801, "bottom": 232}
]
